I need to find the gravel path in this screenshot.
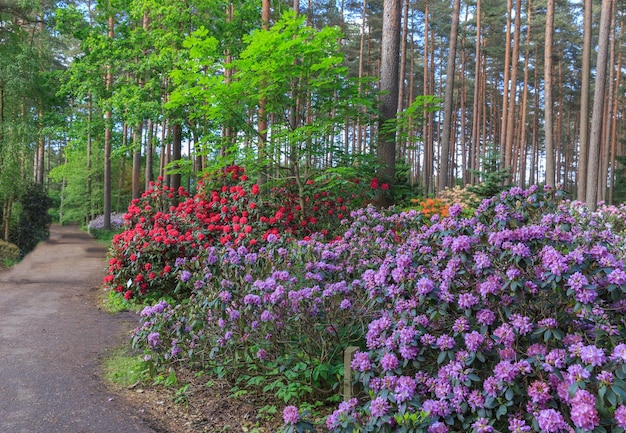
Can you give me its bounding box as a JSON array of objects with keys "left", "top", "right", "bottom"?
[{"left": 0, "top": 225, "right": 156, "bottom": 433}]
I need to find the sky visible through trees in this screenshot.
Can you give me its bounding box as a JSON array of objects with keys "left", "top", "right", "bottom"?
[{"left": 0, "top": 0, "right": 625, "bottom": 235}]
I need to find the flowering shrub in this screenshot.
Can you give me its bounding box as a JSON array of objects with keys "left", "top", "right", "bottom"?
[
  {"left": 326, "top": 186, "right": 626, "bottom": 432},
  {"left": 128, "top": 180, "right": 626, "bottom": 432},
  {"left": 132, "top": 206, "right": 426, "bottom": 402},
  {"left": 410, "top": 197, "right": 450, "bottom": 219},
  {"left": 569, "top": 200, "right": 626, "bottom": 236},
  {"left": 280, "top": 405, "right": 316, "bottom": 433},
  {"left": 87, "top": 213, "right": 126, "bottom": 231},
  {"left": 438, "top": 185, "right": 480, "bottom": 212},
  {"left": 104, "top": 166, "right": 372, "bottom": 300}
]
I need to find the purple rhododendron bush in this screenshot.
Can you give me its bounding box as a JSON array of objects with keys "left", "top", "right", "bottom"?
[{"left": 128, "top": 184, "right": 626, "bottom": 433}]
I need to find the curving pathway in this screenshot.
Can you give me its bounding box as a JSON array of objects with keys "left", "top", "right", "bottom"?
[{"left": 0, "top": 225, "right": 157, "bottom": 433}]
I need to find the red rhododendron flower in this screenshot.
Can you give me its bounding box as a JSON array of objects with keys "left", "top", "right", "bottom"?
[
  {"left": 370, "top": 178, "right": 379, "bottom": 189},
  {"left": 381, "top": 183, "right": 390, "bottom": 190},
  {"left": 251, "top": 184, "right": 260, "bottom": 195},
  {"left": 124, "top": 290, "right": 133, "bottom": 300}
]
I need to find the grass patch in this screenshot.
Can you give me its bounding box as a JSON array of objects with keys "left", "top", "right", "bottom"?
[
  {"left": 100, "top": 289, "right": 137, "bottom": 313},
  {"left": 88, "top": 227, "right": 122, "bottom": 243},
  {"left": 102, "top": 348, "right": 150, "bottom": 388},
  {"left": 1, "top": 257, "right": 16, "bottom": 268}
]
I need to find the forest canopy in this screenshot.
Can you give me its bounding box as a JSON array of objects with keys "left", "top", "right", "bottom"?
[{"left": 0, "top": 0, "right": 625, "bottom": 239}]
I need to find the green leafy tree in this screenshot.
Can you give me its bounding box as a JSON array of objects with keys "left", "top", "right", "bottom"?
[{"left": 170, "top": 11, "right": 375, "bottom": 211}]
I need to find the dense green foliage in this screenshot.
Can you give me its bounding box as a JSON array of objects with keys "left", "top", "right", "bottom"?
[{"left": 11, "top": 183, "right": 53, "bottom": 256}]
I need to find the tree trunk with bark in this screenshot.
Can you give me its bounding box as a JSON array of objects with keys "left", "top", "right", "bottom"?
[
  {"left": 586, "top": 0, "right": 612, "bottom": 210},
  {"left": 376, "top": 0, "right": 401, "bottom": 207},
  {"left": 437, "top": 0, "right": 460, "bottom": 193}
]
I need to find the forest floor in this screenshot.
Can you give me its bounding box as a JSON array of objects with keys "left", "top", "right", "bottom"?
[{"left": 110, "top": 369, "right": 281, "bottom": 433}]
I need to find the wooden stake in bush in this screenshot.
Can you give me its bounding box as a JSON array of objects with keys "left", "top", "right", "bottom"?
[{"left": 343, "top": 346, "right": 359, "bottom": 401}]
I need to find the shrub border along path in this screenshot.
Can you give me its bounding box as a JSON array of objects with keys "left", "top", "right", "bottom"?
[{"left": 0, "top": 225, "right": 156, "bottom": 433}]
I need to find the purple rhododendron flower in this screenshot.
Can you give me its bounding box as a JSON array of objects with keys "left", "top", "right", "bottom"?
[
  {"left": 474, "top": 251, "right": 491, "bottom": 269},
  {"left": 476, "top": 309, "right": 496, "bottom": 325},
  {"left": 535, "top": 408, "right": 567, "bottom": 433},
  {"left": 615, "top": 405, "right": 626, "bottom": 428},
  {"left": 508, "top": 417, "right": 531, "bottom": 433},
  {"left": 369, "top": 396, "right": 389, "bottom": 418},
  {"left": 393, "top": 376, "right": 416, "bottom": 402},
  {"left": 180, "top": 270, "right": 192, "bottom": 282},
  {"left": 380, "top": 352, "right": 399, "bottom": 371},
  {"left": 457, "top": 292, "right": 478, "bottom": 309},
  {"left": 147, "top": 332, "right": 160, "bottom": 348},
  {"left": 570, "top": 389, "right": 599, "bottom": 431},
  {"left": 527, "top": 380, "right": 551, "bottom": 404},
  {"left": 416, "top": 277, "right": 435, "bottom": 295},
  {"left": 510, "top": 314, "right": 533, "bottom": 335},
  {"left": 282, "top": 405, "right": 299, "bottom": 425},
  {"left": 351, "top": 352, "right": 371, "bottom": 372},
  {"left": 579, "top": 345, "right": 606, "bottom": 366},
  {"left": 608, "top": 268, "right": 626, "bottom": 285},
  {"left": 428, "top": 421, "right": 449, "bottom": 433},
  {"left": 612, "top": 343, "right": 626, "bottom": 362},
  {"left": 483, "top": 376, "right": 500, "bottom": 397},
  {"left": 436, "top": 334, "right": 455, "bottom": 350},
  {"left": 567, "top": 272, "right": 588, "bottom": 291},
  {"left": 471, "top": 417, "right": 493, "bottom": 433}
]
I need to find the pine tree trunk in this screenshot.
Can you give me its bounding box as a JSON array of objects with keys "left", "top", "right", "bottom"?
[
  {"left": 505, "top": 0, "right": 521, "bottom": 176},
  {"left": 500, "top": 0, "right": 512, "bottom": 163},
  {"left": 609, "top": 18, "right": 623, "bottom": 204},
  {"left": 544, "top": 0, "right": 555, "bottom": 188},
  {"left": 437, "top": 0, "right": 460, "bottom": 193},
  {"left": 470, "top": 0, "right": 481, "bottom": 186},
  {"left": 376, "top": 0, "right": 401, "bottom": 206},
  {"left": 586, "top": 0, "right": 612, "bottom": 210},
  {"left": 517, "top": 0, "right": 532, "bottom": 187},
  {"left": 577, "top": 0, "right": 592, "bottom": 201}
]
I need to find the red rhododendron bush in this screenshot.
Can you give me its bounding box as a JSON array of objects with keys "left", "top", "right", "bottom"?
[{"left": 103, "top": 166, "right": 375, "bottom": 300}]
